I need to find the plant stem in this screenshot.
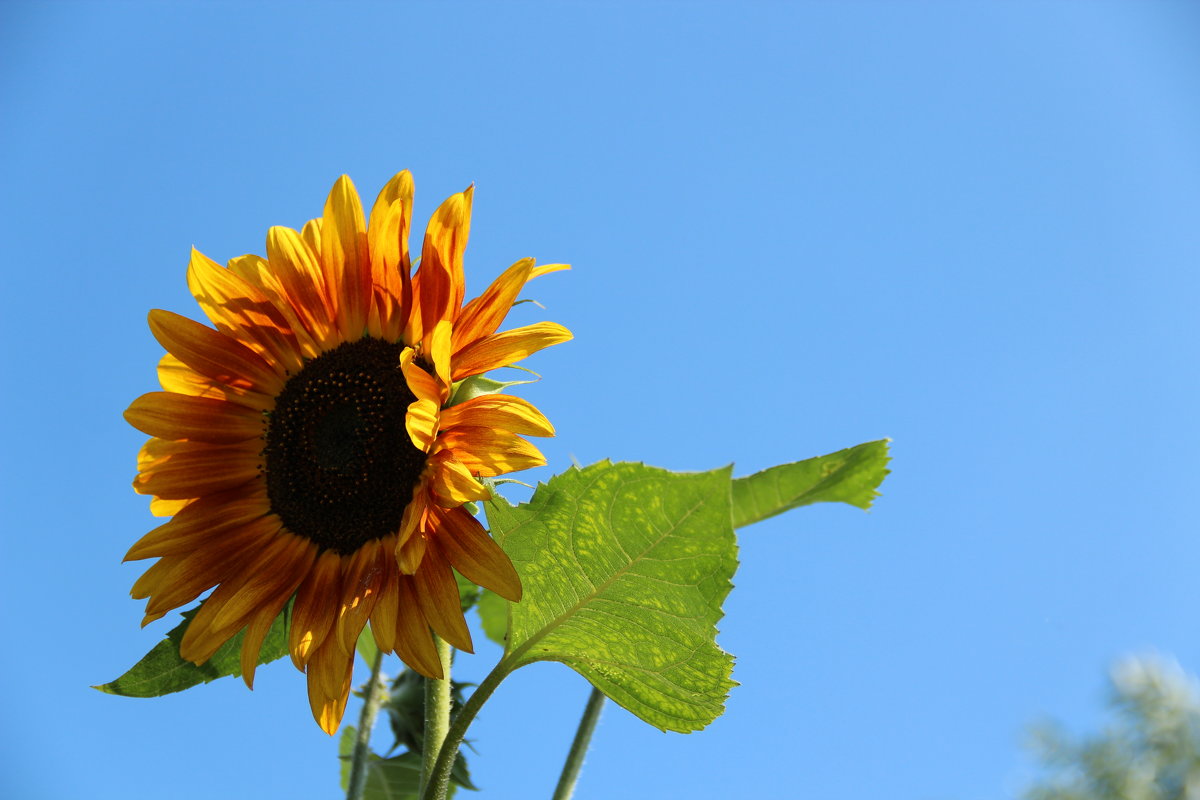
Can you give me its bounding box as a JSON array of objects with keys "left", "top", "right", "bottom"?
[
  {"left": 420, "top": 658, "right": 514, "bottom": 800},
  {"left": 346, "top": 648, "right": 386, "bottom": 800},
  {"left": 419, "top": 635, "right": 454, "bottom": 798},
  {"left": 551, "top": 687, "right": 606, "bottom": 800}
]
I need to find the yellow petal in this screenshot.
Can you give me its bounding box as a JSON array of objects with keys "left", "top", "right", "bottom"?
[
  {"left": 452, "top": 258, "right": 533, "bottom": 352},
  {"left": 451, "top": 322, "right": 573, "bottom": 381},
  {"left": 426, "top": 452, "right": 491, "bottom": 506},
  {"left": 186, "top": 248, "right": 307, "bottom": 374},
  {"left": 321, "top": 175, "right": 371, "bottom": 342},
  {"left": 306, "top": 640, "right": 354, "bottom": 735},
  {"left": 148, "top": 309, "right": 283, "bottom": 394},
  {"left": 436, "top": 426, "right": 546, "bottom": 477},
  {"left": 417, "top": 187, "right": 473, "bottom": 335},
  {"left": 439, "top": 394, "right": 554, "bottom": 437}
]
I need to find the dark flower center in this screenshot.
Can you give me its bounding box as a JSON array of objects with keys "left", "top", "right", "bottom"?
[{"left": 264, "top": 337, "right": 427, "bottom": 555}]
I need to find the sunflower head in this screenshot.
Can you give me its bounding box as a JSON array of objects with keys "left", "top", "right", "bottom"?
[{"left": 123, "top": 172, "right": 571, "bottom": 733}]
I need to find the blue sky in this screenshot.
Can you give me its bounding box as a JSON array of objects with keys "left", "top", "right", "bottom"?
[{"left": 3, "top": 2, "right": 1200, "bottom": 798}]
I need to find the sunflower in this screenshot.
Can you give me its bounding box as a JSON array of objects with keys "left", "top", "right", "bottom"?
[{"left": 122, "top": 171, "right": 571, "bottom": 733}]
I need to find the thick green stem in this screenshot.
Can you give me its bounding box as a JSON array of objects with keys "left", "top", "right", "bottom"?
[
  {"left": 551, "top": 687, "right": 606, "bottom": 800},
  {"left": 346, "top": 648, "right": 386, "bottom": 800},
  {"left": 419, "top": 635, "right": 454, "bottom": 797},
  {"left": 420, "top": 658, "right": 513, "bottom": 800}
]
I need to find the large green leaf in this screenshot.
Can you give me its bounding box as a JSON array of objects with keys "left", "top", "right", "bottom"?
[
  {"left": 475, "top": 589, "right": 508, "bottom": 647},
  {"left": 731, "top": 439, "right": 891, "bottom": 529},
  {"left": 486, "top": 461, "right": 737, "bottom": 733},
  {"left": 94, "top": 600, "right": 291, "bottom": 697}
]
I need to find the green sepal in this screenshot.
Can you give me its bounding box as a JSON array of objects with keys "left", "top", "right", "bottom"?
[
  {"left": 94, "top": 599, "right": 292, "bottom": 697},
  {"left": 446, "top": 368, "right": 539, "bottom": 407},
  {"left": 731, "top": 439, "right": 891, "bottom": 529}
]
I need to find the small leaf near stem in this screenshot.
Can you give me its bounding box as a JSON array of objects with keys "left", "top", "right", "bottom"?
[
  {"left": 419, "top": 635, "right": 453, "bottom": 798},
  {"left": 347, "top": 647, "right": 387, "bottom": 800},
  {"left": 552, "top": 687, "right": 607, "bottom": 800}
]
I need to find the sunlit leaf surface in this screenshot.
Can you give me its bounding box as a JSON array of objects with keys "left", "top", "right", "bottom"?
[{"left": 486, "top": 461, "right": 737, "bottom": 732}]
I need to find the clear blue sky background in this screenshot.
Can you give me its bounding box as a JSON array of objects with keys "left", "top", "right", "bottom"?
[{"left": 3, "top": 2, "right": 1199, "bottom": 798}]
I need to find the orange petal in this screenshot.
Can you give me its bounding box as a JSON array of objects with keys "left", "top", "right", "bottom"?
[
  {"left": 418, "top": 187, "right": 473, "bottom": 338},
  {"left": 157, "top": 354, "right": 274, "bottom": 409},
  {"left": 290, "top": 550, "right": 343, "bottom": 669},
  {"left": 433, "top": 505, "right": 522, "bottom": 602},
  {"left": 367, "top": 172, "right": 414, "bottom": 341},
  {"left": 406, "top": 398, "right": 440, "bottom": 453},
  {"left": 240, "top": 597, "right": 287, "bottom": 689},
  {"left": 439, "top": 394, "right": 554, "bottom": 437},
  {"left": 137, "top": 515, "right": 282, "bottom": 620},
  {"left": 124, "top": 484, "right": 269, "bottom": 561},
  {"left": 125, "top": 392, "right": 265, "bottom": 443},
  {"left": 412, "top": 548, "right": 473, "bottom": 653},
  {"left": 436, "top": 426, "right": 546, "bottom": 477},
  {"left": 426, "top": 451, "right": 492, "bottom": 506},
  {"left": 393, "top": 578, "right": 444, "bottom": 679},
  {"left": 132, "top": 440, "right": 262, "bottom": 499},
  {"left": 148, "top": 309, "right": 284, "bottom": 394},
  {"left": 186, "top": 248, "right": 307, "bottom": 374},
  {"left": 306, "top": 640, "right": 355, "bottom": 735},
  {"left": 321, "top": 175, "right": 371, "bottom": 342},
  {"left": 226, "top": 254, "right": 322, "bottom": 360},
  {"left": 400, "top": 347, "right": 444, "bottom": 404},
  {"left": 265, "top": 225, "right": 339, "bottom": 348},
  {"left": 452, "top": 257, "right": 533, "bottom": 352},
  {"left": 367, "top": 540, "right": 402, "bottom": 654},
  {"left": 451, "top": 322, "right": 573, "bottom": 381},
  {"left": 334, "top": 541, "right": 384, "bottom": 657}
]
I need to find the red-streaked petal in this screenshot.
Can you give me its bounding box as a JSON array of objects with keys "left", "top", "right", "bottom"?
[
  {"left": 418, "top": 187, "right": 473, "bottom": 338},
  {"left": 439, "top": 394, "right": 554, "bottom": 437},
  {"left": 125, "top": 392, "right": 265, "bottom": 443},
  {"left": 426, "top": 451, "right": 492, "bottom": 506},
  {"left": 451, "top": 322, "right": 573, "bottom": 381},
  {"left": 133, "top": 441, "right": 262, "bottom": 499},
  {"left": 432, "top": 505, "right": 522, "bottom": 602},
  {"left": 186, "top": 248, "right": 307, "bottom": 374},
  {"left": 452, "top": 257, "right": 533, "bottom": 352},
  {"left": 412, "top": 546, "right": 473, "bottom": 652},
  {"left": 157, "top": 354, "right": 274, "bottom": 409},
  {"left": 290, "top": 550, "right": 343, "bottom": 669},
  {"left": 436, "top": 426, "right": 546, "bottom": 477},
  {"left": 148, "top": 309, "right": 284, "bottom": 393},
  {"left": 265, "top": 225, "right": 339, "bottom": 347},
  {"left": 394, "top": 577, "right": 444, "bottom": 679},
  {"left": 124, "top": 484, "right": 269, "bottom": 561},
  {"left": 306, "top": 640, "right": 355, "bottom": 735},
  {"left": 321, "top": 175, "right": 371, "bottom": 342}
]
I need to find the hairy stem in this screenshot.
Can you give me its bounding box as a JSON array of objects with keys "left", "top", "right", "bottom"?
[
  {"left": 551, "top": 687, "right": 606, "bottom": 800},
  {"left": 420, "top": 658, "right": 513, "bottom": 800},
  {"left": 346, "top": 648, "right": 386, "bottom": 800},
  {"left": 419, "top": 635, "right": 454, "bottom": 798}
]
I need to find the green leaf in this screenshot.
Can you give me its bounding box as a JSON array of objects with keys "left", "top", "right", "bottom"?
[
  {"left": 93, "top": 600, "right": 291, "bottom": 697},
  {"left": 731, "top": 439, "right": 891, "bottom": 529},
  {"left": 356, "top": 625, "right": 380, "bottom": 669},
  {"left": 340, "top": 725, "right": 469, "bottom": 799},
  {"left": 475, "top": 588, "right": 508, "bottom": 647},
  {"left": 454, "top": 570, "right": 480, "bottom": 613},
  {"left": 341, "top": 729, "right": 450, "bottom": 799},
  {"left": 486, "top": 461, "right": 737, "bottom": 733}
]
